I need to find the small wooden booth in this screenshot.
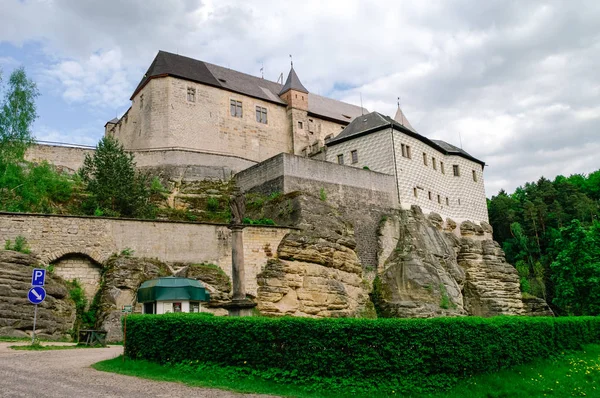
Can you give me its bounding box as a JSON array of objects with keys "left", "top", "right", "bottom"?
[{"left": 137, "top": 277, "right": 210, "bottom": 314}]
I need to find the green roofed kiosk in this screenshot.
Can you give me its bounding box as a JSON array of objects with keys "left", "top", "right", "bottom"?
[{"left": 137, "top": 277, "right": 210, "bottom": 314}]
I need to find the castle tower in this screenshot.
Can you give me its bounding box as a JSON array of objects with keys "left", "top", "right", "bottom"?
[{"left": 279, "top": 67, "right": 309, "bottom": 155}]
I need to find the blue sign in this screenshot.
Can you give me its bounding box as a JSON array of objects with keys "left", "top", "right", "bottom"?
[
  {"left": 31, "top": 268, "right": 46, "bottom": 287},
  {"left": 28, "top": 287, "right": 46, "bottom": 304}
]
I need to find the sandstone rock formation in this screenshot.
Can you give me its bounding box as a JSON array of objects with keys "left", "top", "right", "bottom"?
[
  {"left": 96, "top": 255, "right": 171, "bottom": 342},
  {"left": 256, "top": 194, "right": 374, "bottom": 318},
  {"left": 375, "top": 207, "right": 466, "bottom": 317},
  {"left": 375, "top": 206, "right": 531, "bottom": 318},
  {"left": 176, "top": 263, "right": 232, "bottom": 305},
  {"left": 0, "top": 251, "right": 75, "bottom": 339}
]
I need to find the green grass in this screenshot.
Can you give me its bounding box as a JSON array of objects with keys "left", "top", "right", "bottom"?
[
  {"left": 93, "top": 345, "right": 600, "bottom": 397},
  {"left": 432, "top": 344, "right": 600, "bottom": 398},
  {"left": 0, "top": 336, "right": 72, "bottom": 343},
  {"left": 10, "top": 344, "right": 97, "bottom": 351}
]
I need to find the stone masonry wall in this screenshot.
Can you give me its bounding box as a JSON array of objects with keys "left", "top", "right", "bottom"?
[
  {"left": 52, "top": 254, "right": 101, "bottom": 300},
  {"left": 235, "top": 154, "right": 397, "bottom": 269},
  {"left": 0, "top": 213, "right": 292, "bottom": 297},
  {"left": 25, "top": 144, "right": 95, "bottom": 173}
]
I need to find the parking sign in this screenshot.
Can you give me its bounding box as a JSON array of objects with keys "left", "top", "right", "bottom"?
[{"left": 31, "top": 268, "right": 46, "bottom": 287}]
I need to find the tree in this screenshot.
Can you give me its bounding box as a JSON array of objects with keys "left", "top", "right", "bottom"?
[
  {"left": 79, "top": 135, "right": 154, "bottom": 218},
  {"left": 0, "top": 67, "right": 39, "bottom": 165},
  {"left": 551, "top": 220, "right": 600, "bottom": 316}
]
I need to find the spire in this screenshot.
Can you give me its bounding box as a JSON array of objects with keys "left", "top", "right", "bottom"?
[
  {"left": 279, "top": 66, "right": 308, "bottom": 95},
  {"left": 394, "top": 105, "right": 416, "bottom": 132}
]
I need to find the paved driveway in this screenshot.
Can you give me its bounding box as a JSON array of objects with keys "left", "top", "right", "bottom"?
[{"left": 0, "top": 342, "right": 275, "bottom": 397}]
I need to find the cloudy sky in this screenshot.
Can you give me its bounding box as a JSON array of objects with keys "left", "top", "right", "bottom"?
[{"left": 0, "top": 0, "right": 598, "bottom": 196}]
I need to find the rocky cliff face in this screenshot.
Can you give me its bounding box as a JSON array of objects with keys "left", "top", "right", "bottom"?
[
  {"left": 375, "top": 206, "right": 530, "bottom": 317},
  {"left": 0, "top": 251, "right": 75, "bottom": 339},
  {"left": 256, "top": 194, "right": 374, "bottom": 318}
]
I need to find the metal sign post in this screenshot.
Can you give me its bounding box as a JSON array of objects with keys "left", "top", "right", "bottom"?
[
  {"left": 28, "top": 286, "right": 46, "bottom": 343},
  {"left": 121, "top": 305, "right": 132, "bottom": 362},
  {"left": 28, "top": 269, "right": 47, "bottom": 344}
]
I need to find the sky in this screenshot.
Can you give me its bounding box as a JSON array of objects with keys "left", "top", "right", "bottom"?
[{"left": 0, "top": 0, "right": 598, "bottom": 197}]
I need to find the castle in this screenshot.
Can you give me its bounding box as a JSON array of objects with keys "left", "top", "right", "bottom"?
[{"left": 34, "top": 50, "right": 488, "bottom": 224}]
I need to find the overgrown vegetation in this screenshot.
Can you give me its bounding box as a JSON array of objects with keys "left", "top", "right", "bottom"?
[
  {"left": 488, "top": 171, "right": 600, "bottom": 315},
  {"left": 123, "top": 314, "right": 600, "bottom": 395},
  {"left": 66, "top": 279, "right": 100, "bottom": 338},
  {"left": 4, "top": 235, "right": 30, "bottom": 253}
]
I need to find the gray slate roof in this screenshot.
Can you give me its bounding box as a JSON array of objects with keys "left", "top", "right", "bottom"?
[
  {"left": 328, "top": 111, "right": 484, "bottom": 166},
  {"left": 132, "top": 51, "right": 366, "bottom": 124},
  {"left": 279, "top": 67, "right": 308, "bottom": 94}
]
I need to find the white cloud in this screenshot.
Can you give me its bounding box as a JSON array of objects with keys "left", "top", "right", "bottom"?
[{"left": 0, "top": 0, "right": 598, "bottom": 197}]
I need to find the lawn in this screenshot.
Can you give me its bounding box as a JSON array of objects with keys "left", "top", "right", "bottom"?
[{"left": 93, "top": 344, "right": 600, "bottom": 397}]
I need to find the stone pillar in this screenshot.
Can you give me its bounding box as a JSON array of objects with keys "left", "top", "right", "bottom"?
[
  {"left": 223, "top": 188, "right": 256, "bottom": 317},
  {"left": 230, "top": 224, "right": 246, "bottom": 301}
]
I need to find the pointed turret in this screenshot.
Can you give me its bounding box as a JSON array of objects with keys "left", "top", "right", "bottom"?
[
  {"left": 279, "top": 67, "right": 308, "bottom": 95},
  {"left": 278, "top": 66, "right": 308, "bottom": 112},
  {"left": 394, "top": 106, "right": 416, "bottom": 132}
]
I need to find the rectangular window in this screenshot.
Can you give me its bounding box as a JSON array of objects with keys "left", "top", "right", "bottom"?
[
  {"left": 298, "top": 121, "right": 303, "bottom": 129},
  {"left": 453, "top": 165, "right": 460, "bottom": 177},
  {"left": 351, "top": 150, "right": 358, "bottom": 164},
  {"left": 472, "top": 170, "right": 477, "bottom": 182},
  {"left": 458, "top": 198, "right": 461, "bottom": 205},
  {"left": 337, "top": 154, "right": 344, "bottom": 165},
  {"left": 173, "top": 302, "right": 182, "bottom": 313},
  {"left": 413, "top": 188, "right": 417, "bottom": 197},
  {"left": 187, "top": 87, "right": 196, "bottom": 102},
  {"left": 406, "top": 145, "right": 412, "bottom": 159},
  {"left": 256, "top": 106, "right": 268, "bottom": 124},
  {"left": 190, "top": 302, "right": 200, "bottom": 313},
  {"left": 428, "top": 191, "right": 432, "bottom": 200},
  {"left": 432, "top": 157, "right": 437, "bottom": 170},
  {"left": 437, "top": 194, "right": 441, "bottom": 204},
  {"left": 230, "top": 100, "right": 242, "bottom": 117},
  {"left": 423, "top": 152, "right": 428, "bottom": 166},
  {"left": 401, "top": 144, "right": 406, "bottom": 157},
  {"left": 446, "top": 197, "right": 449, "bottom": 206},
  {"left": 441, "top": 162, "right": 445, "bottom": 174}
]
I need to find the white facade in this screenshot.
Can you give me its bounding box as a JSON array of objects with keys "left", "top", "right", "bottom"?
[
  {"left": 326, "top": 127, "right": 489, "bottom": 224},
  {"left": 142, "top": 300, "right": 204, "bottom": 314}
]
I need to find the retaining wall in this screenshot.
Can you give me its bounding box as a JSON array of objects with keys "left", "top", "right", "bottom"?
[{"left": 0, "top": 212, "right": 292, "bottom": 296}]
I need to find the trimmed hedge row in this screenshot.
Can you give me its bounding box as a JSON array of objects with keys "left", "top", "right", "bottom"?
[{"left": 125, "top": 315, "right": 600, "bottom": 381}]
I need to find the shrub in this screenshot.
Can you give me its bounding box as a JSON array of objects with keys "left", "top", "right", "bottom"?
[
  {"left": 124, "top": 315, "right": 600, "bottom": 392},
  {"left": 206, "top": 197, "right": 220, "bottom": 212},
  {"left": 4, "top": 235, "right": 30, "bottom": 254}
]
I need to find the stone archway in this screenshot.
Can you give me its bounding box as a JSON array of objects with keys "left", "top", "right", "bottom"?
[{"left": 50, "top": 253, "right": 103, "bottom": 301}]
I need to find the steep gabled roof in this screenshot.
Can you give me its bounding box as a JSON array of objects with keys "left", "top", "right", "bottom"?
[
  {"left": 327, "top": 111, "right": 484, "bottom": 166},
  {"left": 131, "top": 51, "right": 363, "bottom": 124},
  {"left": 279, "top": 67, "right": 309, "bottom": 95}
]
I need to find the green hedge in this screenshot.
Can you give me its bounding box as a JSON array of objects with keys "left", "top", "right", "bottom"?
[{"left": 125, "top": 315, "right": 600, "bottom": 384}]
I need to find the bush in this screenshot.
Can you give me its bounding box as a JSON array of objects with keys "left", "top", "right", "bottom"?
[
  {"left": 4, "top": 235, "right": 30, "bottom": 253},
  {"left": 124, "top": 315, "right": 600, "bottom": 391}
]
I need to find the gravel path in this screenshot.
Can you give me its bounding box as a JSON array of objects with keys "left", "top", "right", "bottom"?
[{"left": 0, "top": 342, "right": 276, "bottom": 397}]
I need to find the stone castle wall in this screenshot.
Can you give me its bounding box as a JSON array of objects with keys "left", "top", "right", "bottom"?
[
  {"left": 25, "top": 144, "right": 95, "bottom": 173},
  {"left": 236, "top": 153, "right": 398, "bottom": 269},
  {"left": 0, "top": 212, "right": 292, "bottom": 297}
]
